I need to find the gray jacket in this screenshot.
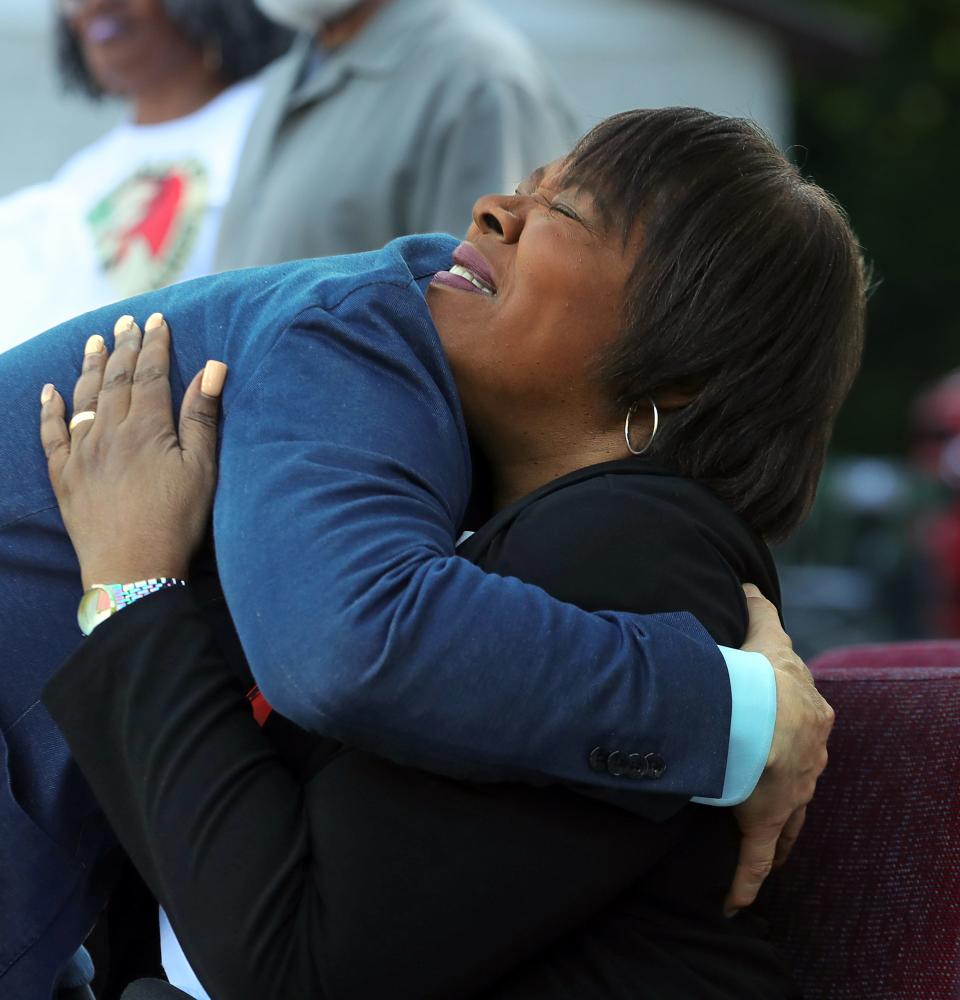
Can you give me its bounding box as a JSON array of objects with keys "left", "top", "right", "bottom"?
[{"left": 215, "top": 0, "right": 577, "bottom": 267}]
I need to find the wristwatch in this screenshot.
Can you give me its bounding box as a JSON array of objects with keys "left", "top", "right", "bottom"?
[{"left": 77, "top": 578, "right": 187, "bottom": 636}]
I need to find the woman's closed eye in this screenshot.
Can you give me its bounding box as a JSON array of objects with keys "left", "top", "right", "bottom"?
[
  {"left": 548, "top": 200, "right": 581, "bottom": 221},
  {"left": 513, "top": 181, "right": 594, "bottom": 232},
  {"left": 516, "top": 187, "right": 581, "bottom": 221}
]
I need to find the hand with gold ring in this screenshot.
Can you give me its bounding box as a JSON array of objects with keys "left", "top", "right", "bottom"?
[{"left": 39, "top": 312, "right": 228, "bottom": 590}]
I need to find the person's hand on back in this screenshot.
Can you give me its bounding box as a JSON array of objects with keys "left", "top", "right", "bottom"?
[{"left": 724, "top": 583, "right": 834, "bottom": 916}]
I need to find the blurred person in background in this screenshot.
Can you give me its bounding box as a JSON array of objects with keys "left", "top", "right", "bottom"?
[
  {"left": 215, "top": 0, "right": 577, "bottom": 268},
  {"left": 911, "top": 370, "right": 960, "bottom": 636},
  {"left": 1, "top": 0, "right": 574, "bottom": 353},
  {"left": 0, "top": 0, "right": 291, "bottom": 351}
]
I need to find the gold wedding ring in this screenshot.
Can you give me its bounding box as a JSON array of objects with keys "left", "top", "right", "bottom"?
[{"left": 69, "top": 410, "right": 97, "bottom": 432}]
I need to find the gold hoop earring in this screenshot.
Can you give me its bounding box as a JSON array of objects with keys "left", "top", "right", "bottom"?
[{"left": 625, "top": 398, "right": 659, "bottom": 456}]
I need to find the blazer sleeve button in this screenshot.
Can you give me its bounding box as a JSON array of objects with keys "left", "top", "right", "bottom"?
[
  {"left": 627, "top": 752, "right": 647, "bottom": 779},
  {"left": 606, "top": 750, "right": 628, "bottom": 777},
  {"left": 644, "top": 752, "right": 667, "bottom": 779},
  {"left": 588, "top": 746, "right": 608, "bottom": 772}
]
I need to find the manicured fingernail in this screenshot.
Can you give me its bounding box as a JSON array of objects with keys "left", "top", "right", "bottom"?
[
  {"left": 200, "top": 360, "right": 228, "bottom": 398},
  {"left": 114, "top": 315, "right": 136, "bottom": 336},
  {"left": 84, "top": 334, "right": 104, "bottom": 356},
  {"left": 743, "top": 583, "right": 760, "bottom": 598},
  {"left": 40, "top": 383, "right": 54, "bottom": 405},
  {"left": 724, "top": 907, "right": 740, "bottom": 919},
  {"left": 145, "top": 312, "right": 165, "bottom": 333}
]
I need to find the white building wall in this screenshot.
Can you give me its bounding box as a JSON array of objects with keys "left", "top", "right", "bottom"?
[
  {"left": 0, "top": 3, "right": 120, "bottom": 196},
  {"left": 0, "top": 0, "right": 791, "bottom": 199},
  {"left": 485, "top": 0, "right": 792, "bottom": 144}
]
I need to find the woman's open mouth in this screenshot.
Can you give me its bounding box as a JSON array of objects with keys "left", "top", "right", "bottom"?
[
  {"left": 84, "top": 15, "right": 128, "bottom": 45},
  {"left": 430, "top": 243, "right": 497, "bottom": 296}
]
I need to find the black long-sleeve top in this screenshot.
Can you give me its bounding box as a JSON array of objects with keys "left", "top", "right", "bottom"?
[{"left": 44, "top": 461, "right": 797, "bottom": 999}]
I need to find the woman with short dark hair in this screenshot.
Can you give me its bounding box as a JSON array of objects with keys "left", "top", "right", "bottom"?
[
  {"left": 573, "top": 111, "right": 865, "bottom": 538},
  {"left": 32, "top": 107, "right": 861, "bottom": 997}
]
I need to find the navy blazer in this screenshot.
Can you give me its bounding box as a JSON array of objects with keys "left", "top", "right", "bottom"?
[
  {"left": 1, "top": 234, "right": 734, "bottom": 804},
  {"left": 0, "top": 235, "right": 732, "bottom": 995}
]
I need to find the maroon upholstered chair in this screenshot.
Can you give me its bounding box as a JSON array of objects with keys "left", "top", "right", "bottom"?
[{"left": 762, "top": 642, "right": 960, "bottom": 999}]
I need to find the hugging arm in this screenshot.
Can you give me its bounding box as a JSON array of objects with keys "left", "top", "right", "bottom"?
[{"left": 215, "top": 306, "right": 733, "bottom": 802}]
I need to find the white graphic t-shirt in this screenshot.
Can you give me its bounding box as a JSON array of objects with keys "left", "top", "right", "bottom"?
[{"left": 56, "top": 76, "right": 263, "bottom": 297}]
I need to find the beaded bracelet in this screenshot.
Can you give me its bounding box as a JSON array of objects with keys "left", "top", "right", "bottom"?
[{"left": 78, "top": 578, "right": 187, "bottom": 635}]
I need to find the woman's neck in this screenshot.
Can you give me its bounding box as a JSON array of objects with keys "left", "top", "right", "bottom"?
[
  {"left": 319, "top": 0, "right": 389, "bottom": 49},
  {"left": 131, "top": 72, "right": 227, "bottom": 125},
  {"left": 489, "top": 438, "right": 629, "bottom": 512}
]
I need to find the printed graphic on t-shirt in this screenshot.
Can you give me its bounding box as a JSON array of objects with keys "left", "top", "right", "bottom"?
[{"left": 87, "top": 159, "right": 208, "bottom": 297}]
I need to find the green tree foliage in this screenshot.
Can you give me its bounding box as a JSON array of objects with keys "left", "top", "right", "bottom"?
[{"left": 795, "top": 0, "right": 959, "bottom": 454}]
